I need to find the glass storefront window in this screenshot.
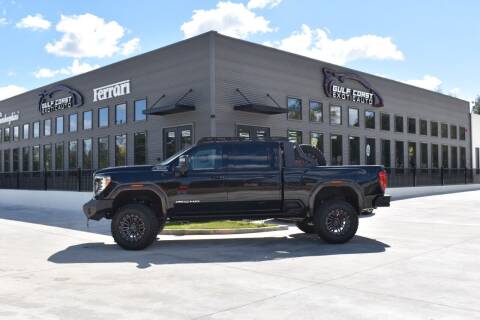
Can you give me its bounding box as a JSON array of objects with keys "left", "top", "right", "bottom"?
[
  {"left": 55, "top": 143, "right": 64, "bottom": 171},
  {"left": 23, "top": 123, "right": 29, "bottom": 140},
  {"left": 12, "top": 148, "right": 19, "bottom": 172},
  {"left": 441, "top": 145, "right": 449, "bottom": 168},
  {"left": 381, "top": 113, "right": 390, "bottom": 131},
  {"left": 460, "top": 147, "right": 466, "bottom": 168},
  {"left": 451, "top": 146, "right": 458, "bottom": 168},
  {"left": 441, "top": 123, "right": 448, "bottom": 138},
  {"left": 83, "top": 111, "right": 92, "bottom": 130},
  {"left": 98, "top": 137, "right": 109, "bottom": 169},
  {"left": 13, "top": 126, "right": 19, "bottom": 141},
  {"left": 365, "top": 111, "right": 375, "bottom": 129},
  {"left": 4, "top": 127, "right": 10, "bottom": 142},
  {"left": 450, "top": 125, "right": 457, "bottom": 139},
  {"left": 287, "top": 97, "right": 302, "bottom": 120},
  {"left": 83, "top": 139, "right": 93, "bottom": 169},
  {"left": 33, "top": 121, "right": 40, "bottom": 138},
  {"left": 99, "top": 107, "right": 109, "bottom": 128},
  {"left": 69, "top": 113, "right": 78, "bottom": 132},
  {"left": 134, "top": 132, "right": 147, "bottom": 165},
  {"left": 56, "top": 116, "right": 64, "bottom": 135},
  {"left": 330, "top": 106, "right": 342, "bottom": 125},
  {"left": 431, "top": 144, "right": 439, "bottom": 169},
  {"left": 407, "top": 118, "right": 416, "bottom": 134},
  {"left": 395, "top": 141, "right": 404, "bottom": 168},
  {"left": 134, "top": 99, "right": 147, "bottom": 122},
  {"left": 408, "top": 142, "right": 416, "bottom": 168},
  {"left": 309, "top": 101, "right": 322, "bottom": 122},
  {"left": 381, "top": 139, "right": 391, "bottom": 168},
  {"left": 44, "top": 119, "right": 51, "bottom": 136},
  {"left": 115, "top": 103, "right": 127, "bottom": 125},
  {"left": 459, "top": 127, "right": 466, "bottom": 140},
  {"left": 310, "top": 132, "right": 324, "bottom": 152},
  {"left": 366, "top": 138, "right": 376, "bottom": 165},
  {"left": 420, "top": 143, "right": 428, "bottom": 169},
  {"left": 330, "top": 134, "right": 343, "bottom": 165},
  {"left": 22, "top": 146, "right": 29, "bottom": 171},
  {"left": 68, "top": 141, "right": 78, "bottom": 169},
  {"left": 287, "top": 130, "right": 302, "bottom": 144},
  {"left": 43, "top": 144, "right": 52, "bottom": 171},
  {"left": 349, "top": 136, "right": 360, "bottom": 165},
  {"left": 395, "top": 115, "right": 403, "bottom": 133},
  {"left": 4, "top": 149, "right": 10, "bottom": 172},
  {"left": 32, "top": 146, "right": 40, "bottom": 171},
  {"left": 348, "top": 108, "right": 359, "bottom": 127},
  {"left": 420, "top": 120, "right": 427, "bottom": 135},
  {"left": 115, "top": 134, "right": 127, "bottom": 166},
  {"left": 430, "top": 121, "right": 438, "bottom": 137}
]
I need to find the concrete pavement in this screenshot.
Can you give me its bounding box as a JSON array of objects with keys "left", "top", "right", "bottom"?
[{"left": 0, "top": 190, "right": 480, "bottom": 319}]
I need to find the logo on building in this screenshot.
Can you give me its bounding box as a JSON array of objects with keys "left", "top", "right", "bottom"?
[
  {"left": 38, "top": 84, "right": 84, "bottom": 114},
  {"left": 93, "top": 80, "right": 131, "bottom": 102},
  {"left": 323, "top": 68, "right": 384, "bottom": 107},
  {"left": 0, "top": 111, "right": 20, "bottom": 125}
]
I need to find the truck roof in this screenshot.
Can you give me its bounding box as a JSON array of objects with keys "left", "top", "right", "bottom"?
[{"left": 198, "top": 137, "right": 290, "bottom": 144}]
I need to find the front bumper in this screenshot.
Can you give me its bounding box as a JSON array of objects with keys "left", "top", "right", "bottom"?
[
  {"left": 83, "top": 198, "right": 113, "bottom": 220},
  {"left": 373, "top": 195, "right": 391, "bottom": 207}
]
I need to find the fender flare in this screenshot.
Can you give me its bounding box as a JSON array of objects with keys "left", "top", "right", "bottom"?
[
  {"left": 308, "top": 181, "right": 364, "bottom": 215},
  {"left": 108, "top": 183, "right": 170, "bottom": 215}
]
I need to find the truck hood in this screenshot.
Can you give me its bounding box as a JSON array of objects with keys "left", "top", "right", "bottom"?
[{"left": 95, "top": 165, "right": 156, "bottom": 175}]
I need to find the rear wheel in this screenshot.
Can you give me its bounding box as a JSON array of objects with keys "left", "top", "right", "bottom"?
[
  {"left": 314, "top": 200, "right": 358, "bottom": 244},
  {"left": 111, "top": 204, "right": 160, "bottom": 250},
  {"left": 296, "top": 218, "right": 316, "bottom": 234}
]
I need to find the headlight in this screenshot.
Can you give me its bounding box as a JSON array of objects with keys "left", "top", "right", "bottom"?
[{"left": 94, "top": 175, "right": 111, "bottom": 195}]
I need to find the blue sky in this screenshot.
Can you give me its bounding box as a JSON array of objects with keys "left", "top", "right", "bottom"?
[{"left": 0, "top": 0, "right": 478, "bottom": 105}]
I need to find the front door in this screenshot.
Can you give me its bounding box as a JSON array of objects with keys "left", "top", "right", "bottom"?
[
  {"left": 163, "top": 125, "right": 193, "bottom": 159},
  {"left": 223, "top": 142, "right": 282, "bottom": 214},
  {"left": 169, "top": 144, "right": 228, "bottom": 217},
  {"left": 236, "top": 125, "right": 270, "bottom": 139}
]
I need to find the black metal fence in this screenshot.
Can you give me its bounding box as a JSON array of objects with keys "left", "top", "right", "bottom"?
[
  {"left": 386, "top": 168, "right": 480, "bottom": 188},
  {"left": 0, "top": 169, "right": 94, "bottom": 192},
  {"left": 0, "top": 168, "right": 479, "bottom": 192}
]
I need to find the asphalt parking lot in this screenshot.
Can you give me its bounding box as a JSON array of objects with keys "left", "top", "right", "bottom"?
[{"left": 1, "top": 189, "right": 480, "bottom": 320}]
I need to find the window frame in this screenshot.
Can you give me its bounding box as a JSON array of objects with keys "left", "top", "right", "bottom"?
[
  {"left": 287, "top": 96, "right": 303, "bottom": 121},
  {"left": 115, "top": 103, "right": 127, "bottom": 125},
  {"left": 98, "top": 106, "right": 109, "bottom": 128},
  {"left": 308, "top": 100, "right": 323, "bottom": 123},
  {"left": 364, "top": 110, "right": 376, "bottom": 129},
  {"left": 380, "top": 113, "right": 390, "bottom": 131},
  {"left": 348, "top": 107, "right": 359, "bottom": 128},
  {"left": 329, "top": 105, "right": 342, "bottom": 126},
  {"left": 83, "top": 110, "right": 93, "bottom": 131},
  {"left": 134, "top": 99, "right": 147, "bottom": 122}
]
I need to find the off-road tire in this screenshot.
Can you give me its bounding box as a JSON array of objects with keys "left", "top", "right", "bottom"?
[
  {"left": 296, "top": 218, "right": 316, "bottom": 234},
  {"left": 314, "top": 200, "right": 358, "bottom": 244},
  {"left": 111, "top": 204, "right": 160, "bottom": 250}
]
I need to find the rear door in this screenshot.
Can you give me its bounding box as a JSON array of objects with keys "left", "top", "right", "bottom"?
[{"left": 223, "top": 142, "right": 282, "bottom": 214}]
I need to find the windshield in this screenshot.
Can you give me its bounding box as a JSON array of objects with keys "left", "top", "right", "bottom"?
[{"left": 159, "top": 145, "right": 194, "bottom": 166}]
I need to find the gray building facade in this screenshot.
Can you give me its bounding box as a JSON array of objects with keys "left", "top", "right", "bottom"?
[{"left": 0, "top": 31, "right": 472, "bottom": 172}]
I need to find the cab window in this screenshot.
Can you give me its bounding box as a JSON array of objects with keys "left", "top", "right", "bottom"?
[
  {"left": 189, "top": 145, "right": 222, "bottom": 171},
  {"left": 225, "top": 143, "right": 277, "bottom": 170}
]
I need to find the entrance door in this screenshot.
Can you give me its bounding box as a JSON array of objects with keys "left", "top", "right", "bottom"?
[
  {"left": 163, "top": 125, "right": 193, "bottom": 159},
  {"left": 236, "top": 125, "right": 270, "bottom": 138}
]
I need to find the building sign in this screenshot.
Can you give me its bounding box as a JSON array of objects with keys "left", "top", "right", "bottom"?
[
  {"left": 38, "top": 84, "right": 84, "bottom": 114},
  {"left": 0, "top": 111, "right": 20, "bottom": 125},
  {"left": 93, "top": 80, "right": 131, "bottom": 102},
  {"left": 323, "top": 68, "right": 384, "bottom": 107}
]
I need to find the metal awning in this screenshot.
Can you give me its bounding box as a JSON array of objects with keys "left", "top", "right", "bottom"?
[
  {"left": 234, "top": 103, "right": 287, "bottom": 114},
  {"left": 233, "top": 89, "right": 286, "bottom": 115},
  {"left": 145, "top": 89, "right": 195, "bottom": 116}
]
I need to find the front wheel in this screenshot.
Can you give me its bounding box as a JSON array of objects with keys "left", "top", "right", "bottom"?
[
  {"left": 111, "top": 204, "right": 160, "bottom": 250},
  {"left": 314, "top": 200, "right": 358, "bottom": 244}
]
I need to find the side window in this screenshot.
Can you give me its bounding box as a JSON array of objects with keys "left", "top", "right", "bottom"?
[
  {"left": 225, "top": 143, "right": 277, "bottom": 170},
  {"left": 189, "top": 146, "right": 222, "bottom": 171}
]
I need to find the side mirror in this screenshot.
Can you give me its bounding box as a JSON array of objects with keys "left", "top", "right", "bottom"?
[{"left": 175, "top": 155, "right": 190, "bottom": 177}]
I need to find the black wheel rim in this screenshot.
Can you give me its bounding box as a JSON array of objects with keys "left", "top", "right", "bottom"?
[
  {"left": 326, "top": 208, "right": 350, "bottom": 235},
  {"left": 119, "top": 214, "right": 146, "bottom": 242}
]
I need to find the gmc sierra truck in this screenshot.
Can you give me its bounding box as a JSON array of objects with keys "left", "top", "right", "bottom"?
[{"left": 83, "top": 137, "right": 390, "bottom": 250}]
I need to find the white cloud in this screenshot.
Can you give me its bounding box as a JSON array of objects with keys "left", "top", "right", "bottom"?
[
  {"left": 120, "top": 37, "right": 140, "bottom": 55},
  {"left": 181, "top": 1, "right": 273, "bottom": 39},
  {"left": 0, "top": 85, "right": 27, "bottom": 101},
  {"left": 16, "top": 14, "right": 51, "bottom": 31},
  {"left": 34, "top": 59, "right": 99, "bottom": 78},
  {"left": 247, "top": 0, "right": 282, "bottom": 9},
  {"left": 0, "top": 17, "right": 7, "bottom": 25},
  {"left": 45, "top": 13, "right": 140, "bottom": 58},
  {"left": 403, "top": 75, "right": 442, "bottom": 91},
  {"left": 264, "top": 24, "right": 405, "bottom": 65}
]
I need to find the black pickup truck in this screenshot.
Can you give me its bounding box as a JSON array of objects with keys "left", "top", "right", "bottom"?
[{"left": 83, "top": 137, "right": 390, "bottom": 250}]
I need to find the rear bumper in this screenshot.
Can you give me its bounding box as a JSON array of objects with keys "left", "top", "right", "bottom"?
[
  {"left": 373, "top": 195, "right": 391, "bottom": 207},
  {"left": 83, "top": 198, "right": 113, "bottom": 220}
]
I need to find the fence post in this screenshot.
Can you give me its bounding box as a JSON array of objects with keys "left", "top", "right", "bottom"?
[
  {"left": 16, "top": 171, "right": 20, "bottom": 189},
  {"left": 440, "top": 167, "right": 444, "bottom": 185},
  {"left": 44, "top": 170, "right": 48, "bottom": 190},
  {"left": 77, "top": 168, "right": 82, "bottom": 191}
]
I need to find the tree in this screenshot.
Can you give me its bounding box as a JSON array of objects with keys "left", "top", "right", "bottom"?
[{"left": 473, "top": 96, "right": 480, "bottom": 114}]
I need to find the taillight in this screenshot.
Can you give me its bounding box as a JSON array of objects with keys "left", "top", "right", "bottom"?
[{"left": 378, "top": 170, "right": 387, "bottom": 193}]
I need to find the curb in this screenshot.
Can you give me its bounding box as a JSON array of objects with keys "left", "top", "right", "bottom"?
[{"left": 161, "top": 224, "right": 288, "bottom": 235}]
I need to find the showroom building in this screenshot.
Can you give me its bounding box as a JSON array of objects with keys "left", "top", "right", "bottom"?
[{"left": 0, "top": 31, "right": 472, "bottom": 172}]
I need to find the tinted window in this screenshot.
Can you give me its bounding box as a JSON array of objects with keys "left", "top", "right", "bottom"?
[
  {"left": 408, "top": 142, "right": 416, "bottom": 168},
  {"left": 395, "top": 141, "right": 404, "bottom": 168},
  {"left": 431, "top": 121, "right": 438, "bottom": 136},
  {"left": 115, "top": 134, "right": 127, "bottom": 166},
  {"left": 44, "top": 119, "right": 51, "bottom": 136},
  {"left": 407, "top": 118, "right": 416, "bottom": 134},
  {"left": 33, "top": 122, "right": 40, "bottom": 138},
  {"left": 55, "top": 143, "right": 64, "bottom": 170},
  {"left": 83, "top": 111, "right": 92, "bottom": 130},
  {"left": 4, "top": 127, "right": 10, "bottom": 142},
  {"left": 330, "top": 106, "right": 342, "bottom": 125},
  {"left": 365, "top": 111, "right": 375, "bottom": 129},
  {"left": 12, "top": 148, "right": 19, "bottom": 172},
  {"left": 134, "top": 99, "right": 147, "bottom": 121},
  {"left": 3, "top": 149, "right": 10, "bottom": 172},
  {"left": 287, "top": 130, "right": 302, "bottom": 144},
  {"left": 13, "top": 126, "right": 19, "bottom": 141},
  {"left": 190, "top": 145, "right": 223, "bottom": 170},
  {"left": 330, "top": 134, "right": 343, "bottom": 165},
  {"left": 451, "top": 146, "right": 458, "bottom": 168},
  {"left": 32, "top": 146, "right": 40, "bottom": 171},
  {"left": 420, "top": 120, "right": 427, "bottom": 135},
  {"left": 420, "top": 143, "right": 428, "bottom": 169},
  {"left": 23, "top": 123, "right": 29, "bottom": 140},
  {"left": 22, "top": 147, "right": 29, "bottom": 171},
  {"left": 98, "top": 137, "right": 109, "bottom": 168},
  {"left": 348, "top": 108, "right": 359, "bottom": 127},
  {"left": 366, "top": 138, "right": 376, "bottom": 165},
  {"left": 115, "top": 103, "right": 127, "bottom": 125},
  {"left": 459, "top": 127, "right": 466, "bottom": 140},
  {"left": 56, "top": 116, "right": 63, "bottom": 134},
  {"left": 441, "top": 123, "right": 448, "bottom": 138},
  {"left": 68, "top": 141, "right": 78, "bottom": 169},
  {"left": 381, "top": 140, "right": 391, "bottom": 168},
  {"left": 431, "top": 144, "right": 439, "bottom": 169},
  {"left": 442, "top": 145, "right": 449, "bottom": 168},
  {"left": 69, "top": 113, "right": 78, "bottom": 132},
  {"left": 349, "top": 136, "right": 360, "bottom": 165},
  {"left": 309, "top": 101, "right": 322, "bottom": 122},
  {"left": 134, "top": 132, "right": 147, "bottom": 165},
  {"left": 99, "top": 107, "right": 109, "bottom": 128},
  {"left": 450, "top": 125, "right": 457, "bottom": 139},
  {"left": 43, "top": 144, "right": 52, "bottom": 171},
  {"left": 381, "top": 113, "right": 390, "bottom": 131},
  {"left": 225, "top": 143, "right": 276, "bottom": 170},
  {"left": 460, "top": 147, "right": 466, "bottom": 168},
  {"left": 83, "top": 139, "right": 93, "bottom": 169},
  {"left": 287, "top": 97, "right": 302, "bottom": 120},
  {"left": 395, "top": 116, "right": 403, "bottom": 133}
]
